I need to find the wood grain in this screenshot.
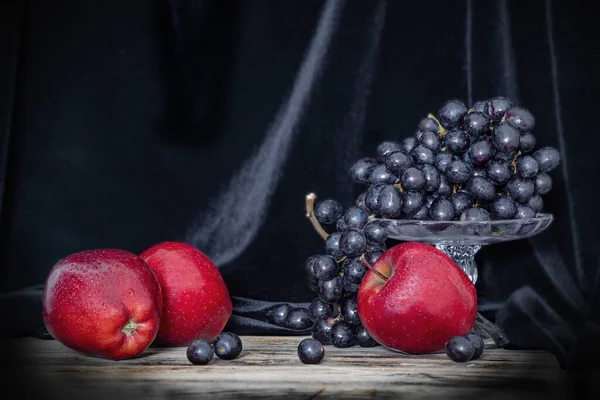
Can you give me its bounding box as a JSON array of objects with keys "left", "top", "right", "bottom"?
[{"left": 5, "top": 336, "right": 568, "bottom": 399}]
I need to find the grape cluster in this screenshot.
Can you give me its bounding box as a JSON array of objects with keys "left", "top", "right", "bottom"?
[
  {"left": 349, "top": 97, "right": 560, "bottom": 222},
  {"left": 303, "top": 97, "right": 560, "bottom": 349},
  {"left": 305, "top": 197, "right": 383, "bottom": 348}
]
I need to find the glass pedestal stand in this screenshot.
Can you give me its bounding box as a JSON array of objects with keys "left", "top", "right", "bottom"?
[{"left": 378, "top": 213, "right": 554, "bottom": 348}]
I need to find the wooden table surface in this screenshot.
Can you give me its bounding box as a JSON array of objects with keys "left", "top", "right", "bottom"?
[{"left": 4, "top": 336, "right": 573, "bottom": 399}]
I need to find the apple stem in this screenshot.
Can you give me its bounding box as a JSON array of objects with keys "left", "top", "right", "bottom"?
[
  {"left": 359, "top": 254, "right": 388, "bottom": 282},
  {"left": 305, "top": 193, "right": 329, "bottom": 240}
]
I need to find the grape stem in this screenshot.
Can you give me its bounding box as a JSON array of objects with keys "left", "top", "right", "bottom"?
[
  {"left": 510, "top": 150, "right": 522, "bottom": 173},
  {"left": 393, "top": 182, "right": 404, "bottom": 192},
  {"left": 305, "top": 193, "right": 329, "bottom": 240},
  {"left": 427, "top": 113, "right": 448, "bottom": 137},
  {"left": 359, "top": 254, "right": 389, "bottom": 282}
]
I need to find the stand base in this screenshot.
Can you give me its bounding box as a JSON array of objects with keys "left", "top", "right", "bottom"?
[
  {"left": 473, "top": 312, "right": 510, "bottom": 348},
  {"left": 435, "top": 244, "right": 510, "bottom": 349}
]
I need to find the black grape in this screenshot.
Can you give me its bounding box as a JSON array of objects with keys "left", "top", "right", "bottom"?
[
  {"left": 401, "top": 137, "right": 419, "bottom": 155},
  {"left": 528, "top": 194, "right": 544, "bottom": 213},
  {"left": 339, "top": 229, "right": 367, "bottom": 257},
  {"left": 471, "top": 100, "right": 487, "bottom": 113},
  {"left": 363, "top": 221, "right": 388, "bottom": 244},
  {"left": 429, "top": 198, "right": 455, "bottom": 221},
  {"left": 486, "top": 159, "right": 512, "bottom": 185},
  {"left": 419, "top": 117, "right": 440, "bottom": 133},
  {"left": 435, "top": 151, "right": 455, "bottom": 173},
  {"left": 460, "top": 207, "right": 491, "bottom": 221},
  {"left": 505, "top": 107, "right": 535, "bottom": 132},
  {"left": 343, "top": 279, "right": 360, "bottom": 296},
  {"left": 356, "top": 326, "right": 379, "bottom": 347},
  {"left": 410, "top": 144, "right": 436, "bottom": 165},
  {"left": 485, "top": 96, "right": 512, "bottom": 121},
  {"left": 376, "top": 141, "right": 402, "bottom": 162},
  {"left": 344, "top": 207, "right": 369, "bottom": 230},
  {"left": 336, "top": 216, "right": 347, "bottom": 232},
  {"left": 507, "top": 177, "right": 535, "bottom": 203},
  {"left": 533, "top": 147, "right": 560, "bottom": 172},
  {"left": 514, "top": 204, "right": 536, "bottom": 219},
  {"left": 286, "top": 308, "right": 313, "bottom": 330},
  {"left": 402, "top": 191, "right": 424, "bottom": 215},
  {"left": 401, "top": 167, "right": 426, "bottom": 191},
  {"left": 421, "top": 164, "right": 441, "bottom": 192},
  {"left": 492, "top": 122, "right": 520, "bottom": 153},
  {"left": 466, "top": 176, "right": 497, "bottom": 203},
  {"left": 342, "top": 257, "right": 368, "bottom": 284},
  {"left": 519, "top": 132, "right": 536, "bottom": 153},
  {"left": 451, "top": 191, "right": 473, "bottom": 216},
  {"left": 490, "top": 197, "right": 516, "bottom": 219},
  {"left": 340, "top": 298, "right": 361, "bottom": 326},
  {"left": 446, "top": 160, "right": 472, "bottom": 184},
  {"left": 410, "top": 205, "right": 429, "bottom": 220},
  {"left": 534, "top": 172, "right": 552, "bottom": 195},
  {"left": 445, "top": 129, "right": 471, "bottom": 155},
  {"left": 516, "top": 155, "right": 539, "bottom": 178},
  {"left": 329, "top": 321, "right": 356, "bottom": 348},
  {"left": 365, "top": 184, "right": 386, "bottom": 214},
  {"left": 370, "top": 164, "right": 398, "bottom": 185},
  {"left": 318, "top": 277, "right": 344, "bottom": 304},
  {"left": 349, "top": 158, "right": 378, "bottom": 184},
  {"left": 420, "top": 131, "right": 441, "bottom": 152},
  {"left": 308, "top": 298, "right": 334, "bottom": 322},
  {"left": 463, "top": 111, "right": 490, "bottom": 136},
  {"left": 325, "top": 232, "right": 344, "bottom": 258},
  {"left": 311, "top": 317, "right": 336, "bottom": 345},
  {"left": 266, "top": 303, "right": 292, "bottom": 326},
  {"left": 305, "top": 256, "right": 319, "bottom": 281},
  {"left": 377, "top": 185, "right": 403, "bottom": 218},
  {"left": 365, "top": 248, "right": 384, "bottom": 265},
  {"left": 313, "top": 255, "right": 339, "bottom": 281},
  {"left": 468, "top": 139, "right": 495, "bottom": 166},
  {"left": 385, "top": 151, "right": 413, "bottom": 176},
  {"left": 437, "top": 99, "right": 468, "bottom": 128},
  {"left": 315, "top": 199, "right": 343, "bottom": 225},
  {"left": 436, "top": 175, "right": 453, "bottom": 197},
  {"left": 355, "top": 192, "right": 368, "bottom": 212}
]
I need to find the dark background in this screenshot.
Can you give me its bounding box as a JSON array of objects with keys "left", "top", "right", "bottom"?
[{"left": 0, "top": 0, "right": 599, "bottom": 390}]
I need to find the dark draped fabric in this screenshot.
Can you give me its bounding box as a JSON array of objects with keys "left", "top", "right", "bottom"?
[{"left": 0, "top": 0, "right": 598, "bottom": 375}]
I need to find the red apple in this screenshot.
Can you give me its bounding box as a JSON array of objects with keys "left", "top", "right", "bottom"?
[
  {"left": 42, "top": 249, "right": 163, "bottom": 360},
  {"left": 357, "top": 242, "right": 477, "bottom": 354},
  {"left": 139, "top": 241, "right": 232, "bottom": 346}
]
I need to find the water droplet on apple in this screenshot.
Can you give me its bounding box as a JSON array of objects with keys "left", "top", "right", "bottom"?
[{"left": 129, "top": 288, "right": 135, "bottom": 296}]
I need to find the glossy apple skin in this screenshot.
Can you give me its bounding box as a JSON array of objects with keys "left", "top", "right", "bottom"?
[
  {"left": 139, "top": 242, "right": 233, "bottom": 346},
  {"left": 42, "top": 249, "right": 163, "bottom": 360},
  {"left": 357, "top": 242, "right": 477, "bottom": 354}
]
